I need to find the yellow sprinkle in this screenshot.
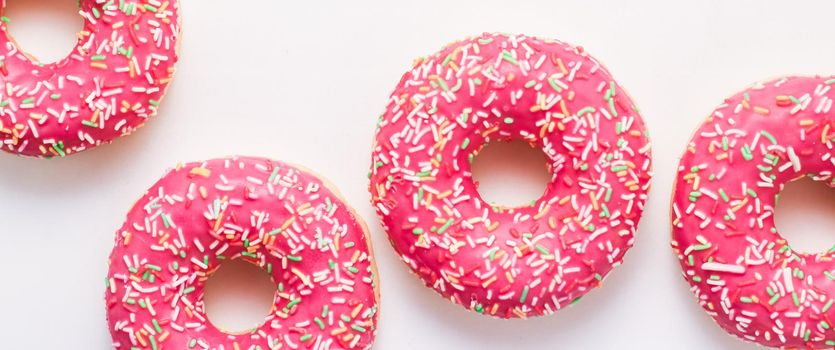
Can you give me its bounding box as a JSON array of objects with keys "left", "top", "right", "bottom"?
[{"left": 189, "top": 167, "right": 211, "bottom": 178}]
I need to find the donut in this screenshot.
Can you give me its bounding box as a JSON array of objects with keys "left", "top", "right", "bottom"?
[
  {"left": 369, "top": 33, "right": 652, "bottom": 318},
  {"left": 105, "top": 156, "right": 380, "bottom": 349},
  {"left": 671, "top": 76, "right": 835, "bottom": 348},
  {"left": 0, "top": 0, "right": 181, "bottom": 157}
]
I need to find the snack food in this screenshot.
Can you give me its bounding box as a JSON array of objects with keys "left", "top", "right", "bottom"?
[
  {"left": 0, "top": 0, "right": 181, "bottom": 157},
  {"left": 370, "top": 33, "right": 652, "bottom": 318},
  {"left": 106, "top": 156, "right": 380, "bottom": 349},
  {"left": 672, "top": 76, "right": 835, "bottom": 347}
]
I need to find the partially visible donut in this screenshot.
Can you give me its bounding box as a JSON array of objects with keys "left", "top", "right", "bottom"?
[
  {"left": 105, "top": 156, "right": 380, "bottom": 349},
  {"left": 0, "top": 0, "right": 181, "bottom": 157},
  {"left": 672, "top": 76, "right": 835, "bottom": 348},
  {"left": 369, "top": 33, "right": 652, "bottom": 318}
]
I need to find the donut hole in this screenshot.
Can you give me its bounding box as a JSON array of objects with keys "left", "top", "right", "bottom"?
[
  {"left": 3, "top": 0, "right": 81, "bottom": 64},
  {"left": 203, "top": 259, "right": 277, "bottom": 334},
  {"left": 775, "top": 178, "right": 835, "bottom": 255},
  {"left": 471, "top": 140, "right": 552, "bottom": 208}
]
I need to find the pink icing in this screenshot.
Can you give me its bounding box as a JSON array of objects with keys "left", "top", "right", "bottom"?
[
  {"left": 672, "top": 76, "right": 835, "bottom": 348},
  {"left": 106, "top": 157, "right": 379, "bottom": 349},
  {"left": 0, "top": 0, "right": 180, "bottom": 157},
  {"left": 369, "top": 33, "right": 652, "bottom": 318}
]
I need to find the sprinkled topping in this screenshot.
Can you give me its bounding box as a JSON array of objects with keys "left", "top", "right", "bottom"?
[
  {"left": 106, "top": 157, "right": 379, "bottom": 349},
  {"left": 672, "top": 76, "right": 835, "bottom": 348},
  {"left": 369, "top": 33, "right": 652, "bottom": 318},
  {"left": 0, "top": 0, "right": 181, "bottom": 157}
]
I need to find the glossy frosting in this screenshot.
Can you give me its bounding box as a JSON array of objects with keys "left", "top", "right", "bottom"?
[
  {"left": 370, "top": 33, "right": 652, "bottom": 318},
  {"left": 106, "top": 157, "right": 379, "bottom": 349},
  {"left": 0, "top": 0, "right": 180, "bottom": 157},
  {"left": 672, "top": 76, "right": 835, "bottom": 348}
]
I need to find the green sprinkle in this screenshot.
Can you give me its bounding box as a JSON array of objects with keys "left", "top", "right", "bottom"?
[
  {"left": 600, "top": 204, "right": 610, "bottom": 218},
  {"left": 488, "top": 247, "right": 498, "bottom": 261},
  {"left": 548, "top": 77, "right": 562, "bottom": 92},
  {"left": 760, "top": 130, "right": 777, "bottom": 145},
  {"left": 520, "top": 286, "right": 530, "bottom": 303},
  {"left": 718, "top": 188, "right": 729, "bottom": 202},
  {"left": 693, "top": 243, "right": 712, "bottom": 251},
  {"left": 436, "top": 78, "right": 449, "bottom": 92},
  {"left": 741, "top": 144, "right": 753, "bottom": 161},
  {"left": 823, "top": 299, "right": 834, "bottom": 312},
  {"left": 441, "top": 54, "right": 453, "bottom": 66},
  {"left": 501, "top": 50, "right": 518, "bottom": 65},
  {"left": 438, "top": 219, "right": 454, "bottom": 234},
  {"left": 576, "top": 106, "right": 595, "bottom": 116}
]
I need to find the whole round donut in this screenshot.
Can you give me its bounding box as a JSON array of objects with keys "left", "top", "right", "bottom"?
[
  {"left": 105, "top": 156, "right": 380, "bottom": 349},
  {"left": 0, "top": 0, "right": 181, "bottom": 157},
  {"left": 369, "top": 33, "right": 652, "bottom": 318},
  {"left": 671, "top": 76, "right": 835, "bottom": 348}
]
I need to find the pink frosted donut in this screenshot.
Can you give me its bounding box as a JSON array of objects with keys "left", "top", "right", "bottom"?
[
  {"left": 105, "top": 157, "right": 380, "bottom": 349},
  {"left": 672, "top": 76, "right": 835, "bottom": 348},
  {"left": 0, "top": 0, "right": 180, "bottom": 157},
  {"left": 369, "top": 33, "right": 652, "bottom": 318}
]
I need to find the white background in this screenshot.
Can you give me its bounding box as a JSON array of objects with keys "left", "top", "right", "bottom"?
[{"left": 3, "top": 0, "right": 835, "bottom": 348}]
